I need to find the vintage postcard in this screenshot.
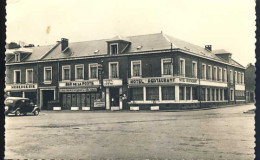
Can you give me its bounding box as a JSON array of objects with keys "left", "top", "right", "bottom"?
[{"left": 4, "top": 0, "right": 256, "bottom": 159}]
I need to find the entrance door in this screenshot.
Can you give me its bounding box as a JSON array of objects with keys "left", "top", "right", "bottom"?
[
  {"left": 109, "top": 88, "right": 119, "bottom": 107},
  {"left": 42, "top": 90, "right": 54, "bottom": 110}
]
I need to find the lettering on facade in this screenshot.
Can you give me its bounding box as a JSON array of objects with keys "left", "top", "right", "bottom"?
[
  {"left": 7, "top": 84, "right": 37, "bottom": 90},
  {"left": 59, "top": 88, "right": 97, "bottom": 93},
  {"left": 179, "top": 78, "right": 197, "bottom": 83},
  {"left": 65, "top": 81, "right": 94, "bottom": 86},
  {"left": 94, "top": 99, "right": 105, "bottom": 107},
  {"left": 129, "top": 77, "right": 175, "bottom": 84},
  {"left": 103, "top": 79, "right": 122, "bottom": 86}
]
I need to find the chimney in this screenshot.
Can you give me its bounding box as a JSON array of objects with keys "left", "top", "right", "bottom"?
[
  {"left": 205, "top": 45, "right": 212, "bottom": 51},
  {"left": 61, "top": 38, "right": 68, "bottom": 52}
]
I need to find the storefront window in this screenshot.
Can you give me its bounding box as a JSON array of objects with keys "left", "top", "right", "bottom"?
[
  {"left": 220, "top": 89, "right": 223, "bottom": 100},
  {"left": 216, "top": 89, "right": 219, "bottom": 101},
  {"left": 207, "top": 88, "right": 210, "bottom": 101},
  {"left": 201, "top": 88, "right": 205, "bottom": 101},
  {"left": 186, "top": 87, "right": 191, "bottom": 100},
  {"left": 179, "top": 86, "right": 184, "bottom": 100},
  {"left": 212, "top": 89, "right": 215, "bottom": 101},
  {"left": 131, "top": 87, "right": 143, "bottom": 101},
  {"left": 192, "top": 87, "right": 197, "bottom": 100},
  {"left": 162, "top": 87, "right": 175, "bottom": 100},
  {"left": 146, "top": 87, "right": 159, "bottom": 101},
  {"left": 224, "top": 89, "right": 228, "bottom": 100}
]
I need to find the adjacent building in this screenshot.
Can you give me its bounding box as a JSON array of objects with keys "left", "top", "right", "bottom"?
[
  {"left": 245, "top": 63, "right": 255, "bottom": 103},
  {"left": 5, "top": 33, "right": 246, "bottom": 110}
]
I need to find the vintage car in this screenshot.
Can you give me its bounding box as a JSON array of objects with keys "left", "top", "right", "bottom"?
[{"left": 4, "top": 97, "right": 40, "bottom": 116}]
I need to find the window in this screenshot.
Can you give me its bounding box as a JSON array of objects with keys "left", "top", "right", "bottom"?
[
  {"left": 234, "top": 71, "right": 237, "bottom": 84},
  {"left": 110, "top": 43, "right": 118, "bottom": 55},
  {"left": 201, "top": 88, "right": 206, "bottom": 101},
  {"left": 131, "top": 88, "right": 143, "bottom": 101},
  {"left": 212, "top": 89, "right": 215, "bottom": 101},
  {"left": 218, "top": 68, "right": 222, "bottom": 81},
  {"left": 89, "top": 63, "right": 98, "bottom": 79},
  {"left": 220, "top": 89, "right": 223, "bottom": 101},
  {"left": 179, "top": 86, "right": 185, "bottom": 100},
  {"left": 131, "top": 60, "right": 142, "bottom": 77},
  {"left": 192, "top": 87, "right": 198, "bottom": 100},
  {"left": 216, "top": 89, "right": 219, "bottom": 101},
  {"left": 179, "top": 59, "right": 185, "bottom": 76},
  {"left": 207, "top": 88, "right": 210, "bottom": 101},
  {"left": 213, "top": 67, "right": 217, "bottom": 81},
  {"left": 26, "top": 69, "right": 33, "bottom": 83},
  {"left": 192, "top": 61, "right": 197, "bottom": 78},
  {"left": 109, "top": 62, "right": 119, "bottom": 78},
  {"left": 162, "top": 87, "right": 175, "bottom": 100},
  {"left": 230, "top": 70, "right": 233, "bottom": 83},
  {"left": 14, "top": 53, "right": 20, "bottom": 62},
  {"left": 44, "top": 67, "right": 52, "bottom": 82},
  {"left": 238, "top": 72, "right": 241, "bottom": 84},
  {"left": 224, "top": 89, "right": 228, "bottom": 100},
  {"left": 186, "top": 87, "right": 191, "bottom": 100},
  {"left": 202, "top": 64, "right": 206, "bottom": 79},
  {"left": 161, "top": 58, "right": 172, "bottom": 76},
  {"left": 14, "top": 70, "right": 21, "bottom": 83},
  {"left": 75, "top": 64, "right": 84, "bottom": 80},
  {"left": 241, "top": 73, "right": 244, "bottom": 84},
  {"left": 230, "top": 89, "right": 234, "bottom": 101},
  {"left": 223, "top": 68, "right": 227, "bottom": 82},
  {"left": 208, "top": 65, "right": 212, "bottom": 80},
  {"left": 62, "top": 65, "right": 71, "bottom": 81},
  {"left": 146, "top": 87, "right": 159, "bottom": 101}
]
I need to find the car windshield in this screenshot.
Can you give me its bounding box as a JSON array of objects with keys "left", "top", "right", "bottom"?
[{"left": 5, "top": 99, "right": 14, "bottom": 104}]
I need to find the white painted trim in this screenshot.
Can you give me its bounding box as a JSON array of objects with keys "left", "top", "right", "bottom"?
[
  {"left": 62, "top": 65, "right": 71, "bottom": 81},
  {"left": 235, "top": 84, "right": 245, "bottom": 90},
  {"left": 111, "top": 106, "right": 120, "bottom": 111},
  {"left": 53, "top": 107, "right": 61, "bottom": 111},
  {"left": 44, "top": 66, "right": 52, "bottom": 83},
  {"left": 106, "top": 88, "right": 110, "bottom": 110},
  {"left": 110, "top": 43, "right": 119, "bottom": 55},
  {"left": 161, "top": 58, "right": 173, "bottom": 77},
  {"left": 71, "top": 107, "right": 79, "bottom": 111},
  {"left": 130, "top": 106, "right": 139, "bottom": 111},
  {"left": 128, "top": 100, "right": 199, "bottom": 104},
  {"left": 143, "top": 87, "right": 146, "bottom": 101},
  {"left": 25, "top": 68, "right": 33, "bottom": 84},
  {"left": 150, "top": 106, "right": 159, "bottom": 110},
  {"left": 13, "top": 70, "right": 21, "bottom": 84},
  {"left": 109, "top": 62, "right": 119, "bottom": 79},
  {"left": 131, "top": 60, "right": 142, "bottom": 78},
  {"left": 82, "top": 107, "right": 91, "bottom": 111},
  {"left": 119, "top": 87, "right": 123, "bottom": 110},
  {"left": 236, "top": 100, "right": 246, "bottom": 102},
  {"left": 88, "top": 63, "right": 98, "bottom": 79},
  {"left": 175, "top": 85, "right": 179, "bottom": 102},
  {"left": 75, "top": 64, "right": 84, "bottom": 80},
  {"left": 179, "top": 58, "right": 185, "bottom": 77}
]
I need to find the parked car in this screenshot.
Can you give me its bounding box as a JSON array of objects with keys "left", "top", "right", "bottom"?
[{"left": 4, "top": 97, "right": 40, "bottom": 116}]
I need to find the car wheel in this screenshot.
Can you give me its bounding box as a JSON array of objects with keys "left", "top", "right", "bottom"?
[
  {"left": 34, "top": 109, "right": 39, "bottom": 116},
  {"left": 15, "top": 110, "right": 21, "bottom": 116}
]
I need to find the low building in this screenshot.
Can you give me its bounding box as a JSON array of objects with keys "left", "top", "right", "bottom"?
[
  {"left": 5, "top": 33, "right": 246, "bottom": 110},
  {"left": 245, "top": 63, "right": 255, "bottom": 103}
]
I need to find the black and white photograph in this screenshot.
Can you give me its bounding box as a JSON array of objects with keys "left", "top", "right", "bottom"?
[{"left": 4, "top": 0, "right": 256, "bottom": 159}]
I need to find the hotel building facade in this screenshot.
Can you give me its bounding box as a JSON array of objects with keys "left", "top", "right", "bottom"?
[{"left": 5, "top": 33, "right": 246, "bottom": 110}]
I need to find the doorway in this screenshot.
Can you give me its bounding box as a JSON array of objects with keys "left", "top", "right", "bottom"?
[
  {"left": 42, "top": 90, "right": 54, "bottom": 110},
  {"left": 109, "top": 88, "right": 119, "bottom": 107}
]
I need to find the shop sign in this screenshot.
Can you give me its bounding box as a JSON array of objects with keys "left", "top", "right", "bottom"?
[
  {"left": 128, "top": 77, "right": 175, "bottom": 85},
  {"left": 59, "top": 88, "right": 97, "bottom": 93},
  {"left": 179, "top": 78, "right": 197, "bottom": 83},
  {"left": 94, "top": 99, "right": 105, "bottom": 107},
  {"left": 59, "top": 80, "right": 100, "bottom": 87},
  {"left": 6, "top": 84, "right": 38, "bottom": 90},
  {"left": 103, "top": 79, "right": 122, "bottom": 86}
]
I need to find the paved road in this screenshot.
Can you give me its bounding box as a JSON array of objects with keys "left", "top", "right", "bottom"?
[{"left": 5, "top": 104, "right": 255, "bottom": 159}]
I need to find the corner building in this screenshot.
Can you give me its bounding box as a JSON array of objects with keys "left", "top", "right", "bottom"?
[{"left": 5, "top": 33, "right": 246, "bottom": 110}]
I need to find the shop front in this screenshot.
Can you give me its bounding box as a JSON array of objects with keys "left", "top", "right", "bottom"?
[
  {"left": 103, "top": 79, "right": 123, "bottom": 110},
  {"left": 6, "top": 83, "right": 38, "bottom": 103},
  {"left": 59, "top": 80, "right": 104, "bottom": 110},
  {"left": 128, "top": 76, "right": 199, "bottom": 110}
]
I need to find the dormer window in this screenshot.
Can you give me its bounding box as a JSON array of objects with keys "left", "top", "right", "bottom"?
[
  {"left": 110, "top": 43, "right": 118, "bottom": 55},
  {"left": 14, "top": 53, "right": 20, "bottom": 62}
]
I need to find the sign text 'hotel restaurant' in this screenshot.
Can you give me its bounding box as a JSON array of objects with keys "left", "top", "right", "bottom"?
[{"left": 129, "top": 77, "right": 197, "bottom": 85}]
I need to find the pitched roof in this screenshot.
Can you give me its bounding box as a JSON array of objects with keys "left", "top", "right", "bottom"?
[{"left": 6, "top": 32, "right": 245, "bottom": 68}]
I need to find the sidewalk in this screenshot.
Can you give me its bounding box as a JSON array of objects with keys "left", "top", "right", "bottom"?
[{"left": 41, "top": 103, "right": 255, "bottom": 113}]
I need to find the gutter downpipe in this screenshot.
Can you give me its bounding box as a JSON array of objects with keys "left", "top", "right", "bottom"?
[{"left": 198, "top": 57, "right": 201, "bottom": 108}]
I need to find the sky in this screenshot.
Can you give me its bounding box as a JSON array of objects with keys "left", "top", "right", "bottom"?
[{"left": 6, "top": 0, "right": 256, "bottom": 66}]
